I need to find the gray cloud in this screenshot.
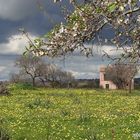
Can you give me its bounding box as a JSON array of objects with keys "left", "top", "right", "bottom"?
[
  {"left": 0, "top": 34, "right": 37, "bottom": 55},
  {"left": 0, "top": 0, "right": 38, "bottom": 21},
  {"left": 0, "top": 53, "right": 140, "bottom": 80},
  {"left": 0, "top": 0, "right": 139, "bottom": 80},
  {"left": 0, "top": 0, "right": 66, "bottom": 45},
  {"left": 0, "top": 54, "right": 105, "bottom": 80},
  {"left": 0, "top": 33, "right": 124, "bottom": 80},
  {"left": 44, "top": 54, "right": 110, "bottom": 79},
  {"left": 0, "top": 0, "right": 66, "bottom": 21},
  {"left": 0, "top": 55, "right": 18, "bottom": 80}
]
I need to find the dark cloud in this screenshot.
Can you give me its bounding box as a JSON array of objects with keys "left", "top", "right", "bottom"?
[
  {"left": 0, "top": 0, "right": 38, "bottom": 21},
  {"left": 0, "top": 0, "right": 114, "bottom": 44},
  {"left": 0, "top": 55, "right": 19, "bottom": 80},
  {"left": 0, "top": 0, "right": 139, "bottom": 80},
  {"left": 0, "top": 0, "right": 68, "bottom": 44}
]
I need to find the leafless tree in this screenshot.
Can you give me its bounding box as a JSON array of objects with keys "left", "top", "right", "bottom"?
[
  {"left": 10, "top": 73, "right": 21, "bottom": 83},
  {"left": 38, "top": 64, "right": 75, "bottom": 88},
  {"left": 105, "top": 63, "right": 137, "bottom": 93},
  {"left": 9, "top": 72, "right": 32, "bottom": 84},
  {"left": 15, "top": 54, "right": 46, "bottom": 87},
  {"left": 56, "top": 70, "right": 75, "bottom": 88},
  {"left": 14, "top": 55, "right": 75, "bottom": 87}
]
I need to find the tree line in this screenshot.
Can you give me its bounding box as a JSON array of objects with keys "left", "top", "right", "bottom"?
[
  {"left": 9, "top": 54, "right": 138, "bottom": 93},
  {"left": 10, "top": 54, "right": 75, "bottom": 88}
]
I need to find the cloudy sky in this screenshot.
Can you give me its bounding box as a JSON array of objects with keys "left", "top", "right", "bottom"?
[{"left": 0, "top": 0, "right": 139, "bottom": 80}]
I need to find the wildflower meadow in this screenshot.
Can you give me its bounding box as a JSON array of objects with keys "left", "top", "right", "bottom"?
[{"left": 0, "top": 85, "right": 140, "bottom": 140}]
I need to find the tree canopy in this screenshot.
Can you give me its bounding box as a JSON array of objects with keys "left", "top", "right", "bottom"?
[{"left": 23, "top": 0, "right": 140, "bottom": 63}]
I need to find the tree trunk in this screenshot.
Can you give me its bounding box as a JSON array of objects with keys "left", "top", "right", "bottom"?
[
  {"left": 32, "top": 77, "right": 36, "bottom": 87},
  {"left": 128, "top": 80, "right": 132, "bottom": 93},
  {"left": 40, "top": 78, "right": 46, "bottom": 87},
  {"left": 84, "top": 0, "right": 92, "bottom": 3}
]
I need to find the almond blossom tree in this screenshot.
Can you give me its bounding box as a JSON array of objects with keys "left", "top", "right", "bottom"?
[{"left": 23, "top": 0, "right": 140, "bottom": 62}]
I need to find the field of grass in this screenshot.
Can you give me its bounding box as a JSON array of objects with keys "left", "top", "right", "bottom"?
[{"left": 0, "top": 84, "right": 140, "bottom": 140}]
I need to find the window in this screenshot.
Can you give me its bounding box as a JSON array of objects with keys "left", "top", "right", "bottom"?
[{"left": 104, "top": 74, "right": 110, "bottom": 81}]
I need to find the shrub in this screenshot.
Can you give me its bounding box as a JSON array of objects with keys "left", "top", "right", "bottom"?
[
  {"left": 0, "top": 82, "right": 10, "bottom": 96},
  {"left": 10, "top": 83, "right": 35, "bottom": 90}
]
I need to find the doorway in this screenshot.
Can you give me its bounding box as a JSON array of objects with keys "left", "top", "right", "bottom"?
[{"left": 105, "top": 84, "right": 109, "bottom": 89}]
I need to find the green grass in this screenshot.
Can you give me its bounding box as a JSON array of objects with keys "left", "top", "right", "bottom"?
[{"left": 0, "top": 85, "right": 140, "bottom": 140}]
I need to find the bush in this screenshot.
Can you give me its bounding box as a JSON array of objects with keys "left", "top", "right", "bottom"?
[
  {"left": 0, "top": 82, "right": 10, "bottom": 96},
  {"left": 10, "top": 83, "right": 36, "bottom": 90}
]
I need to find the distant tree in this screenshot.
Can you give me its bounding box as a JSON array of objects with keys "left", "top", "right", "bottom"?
[
  {"left": 56, "top": 70, "right": 75, "bottom": 88},
  {"left": 0, "top": 82, "right": 9, "bottom": 95},
  {"left": 38, "top": 64, "right": 75, "bottom": 88},
  {"left": 15, "top": 54, "right": 46, "bottom": 87},
  {"left": 9, "top": 72, "right": 32, "bottom": 84},
  {"left": 106, "top": 63, "right": 137, "bottom": 93},
  {"left": 10, "top": 73, "right": 21, "bottom": 83},
  {"left": 14, "top": 55, "right": 75, "bottom": 88}
]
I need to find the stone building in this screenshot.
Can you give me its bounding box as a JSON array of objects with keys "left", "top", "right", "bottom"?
[
  {"left": 99, "top": 66, "right": 134, "bottom": 89},
  {"left": 100, "top": 66, "right": 117, "bottom": 89}
]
